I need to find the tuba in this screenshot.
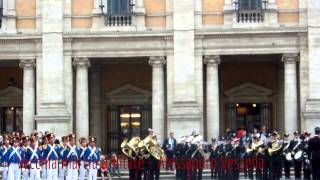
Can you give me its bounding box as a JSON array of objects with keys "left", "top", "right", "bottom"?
[
  {"left": 268, "top": 141, "right": 282, "bottom": 156},
  {"left": 139, "top": 135, "right": 165, "bottom": 160},
  {"left": 121, "top": 137, "right": 141, "bottom": 159}
]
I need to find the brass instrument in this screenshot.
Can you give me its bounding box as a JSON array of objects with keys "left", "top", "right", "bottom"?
[
  {"left": 246, "top": 140, "right": 263, "bottom": 154},
  {"left": 268, "top": 140, "right": 282, "bottom": 156},
  {"left": 138, "top": 135, "right": 165, "bottom": 160},
  {"left": 121, "top": 137, "right": 141, "bottom": 159}
]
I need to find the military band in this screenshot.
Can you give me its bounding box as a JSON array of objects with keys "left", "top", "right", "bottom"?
[{"left": 1, "top": 127, "right": 320, "bottom": 179}]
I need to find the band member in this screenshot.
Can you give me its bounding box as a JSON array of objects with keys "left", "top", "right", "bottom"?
[
  {"left": 269, "top": 131, "right": 282, "bottom": 180},
  {"left": 308, "top": 127, "right": 320, "bottom": 180},
  {"left": 79, "top": 137, "right": 87, "bottom": 180},
  {"left": 1, "top": 135, "right": 11, "bottom": 180},
  {"left": 290, "top": 130, "right": 302, "bottom": 178},
  {"left": 40, "top": 135, "right": 49, "bottom": 180},
  {"left": 26, "top": 136, "right": 42, "bottom": 180},
  {"left": 189, "top": 135, "right": 205, "bottom": 180},
  {"left": 302, "top": 131, "right": 311, "bottom": 179},
  {"left": 215, "top": 137, "right": 225, "bottom": 179},
  {"left": 21, "top": 136, "right": 30, "bottom": 180},
  {"left": 282, "top": 133, "right": 291, "bottom": 178},
  {"left": 59, "top": 136, "right": 68, "bottom": 180},
  {"left": 64, "top": 134, "right": 80, "bottom": 180},
  {"left": 5, "top": 136, "right": 25, "bottom": 180},
  {"left": 83, "top": 136, "right": 101, "bottom": 180},
  {"left": 162, "top": 132, "right": 176, "bottom": 171},
  {"left": 209, "top": 138, "right": 217, "bottom": 178},
  {"left": 174, "top": 138, "right": 188, "bottom": 180},
  {"left": 43, "top": 133, "right": 61, "bottom": 180}
]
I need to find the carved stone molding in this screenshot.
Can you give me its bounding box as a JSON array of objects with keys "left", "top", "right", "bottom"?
[
  {"left": 282, "top": 53, "right": 299, "bottom": 64},
  {"left": 204, "top": 55, "right": 221, "bottom": 66},
  {"left": 148, "top": 56, "right": 166, "bottom": 67},
  {"left": 19, "top": 59, "right": 36, "bottom": 69},
  {"left": 73, "top": 58, "right": 91, "bottom": 68}
]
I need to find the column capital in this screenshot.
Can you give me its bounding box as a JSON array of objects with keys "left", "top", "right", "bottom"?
[
  {"left": 19, "top": 59, "right": 36, "bottom": 69},
  {"left": 73, "top": 58, "right": 91, "bottom": 68},
  {"left": 204, "top": 55, "right": 221, "bottom": 66},
  {"left": 149, "top": 56, "right": 166, "bottom": 67},
  {"left": 282, "top": 53, "right": 299, "bottom": 64}
]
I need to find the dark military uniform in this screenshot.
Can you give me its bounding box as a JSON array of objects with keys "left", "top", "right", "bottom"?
[
  {"left": 282, "top": 134, "right": 291, "bottom": 179},
  {"left": 308, "top": 128, "right": 320, "bottom": 180},
  {"left": 289, "top": 131, "right": 303, "bottom": 178},
  {"left": 269, "top": 132, "right": 283, "bottom": 180}
]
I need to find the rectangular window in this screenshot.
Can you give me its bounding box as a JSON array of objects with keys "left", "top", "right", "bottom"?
[
  {"left": 239, "top": 0, "right": 262, "bottom": 11},
  {"left": 107, "top": 0, "right": 131, "bottom": 15}
]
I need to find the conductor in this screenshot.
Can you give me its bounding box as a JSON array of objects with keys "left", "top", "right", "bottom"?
[{"left": 308, "top": 127, "right": 320, "bottom": 180}]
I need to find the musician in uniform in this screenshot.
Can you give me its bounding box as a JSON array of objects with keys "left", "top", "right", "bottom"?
[
  {"left": 21, "top": 136, "right": 30, "bottom": 180},
  {"left": 308, "top": 127, "right": 320, "bottom": 180},
  {"left": 83, "top": 136, "right": 101, "bottom": 180},
  {"left": 1, "top": 135, "right": 11, "bottom": 180},
  {"left": 79, "top": 137, "right": 87, "bottom": 180},
  {"left": 5, "top": 136, "right": 25, "bottom": 180},
  {"left": 301, "top": 131, "right": 311, "bottom": 179},
  {"left": 40, "top": 135, "right": 49, "bottom": 179},
  {"left": 282, "top": 133, "right": 291, "bottom": 178},
  {"left": 43, "top": 133, "right": 61, "bottom": 180},
  {"left": 215, "top": 137, "right": 225, "bottom": 179},
  {"left": 26, "top": 136, "right": 42, "bottom": 180},
  {"left": 59, "top": 136, "right": 68, "bottom": 180},
  {"left": 174, "top": 138, "right": 187, "bottom": 180},
  {"left": 290, "top": 130, "right": 303, "bottom": 178},
  {"left": 209, "top": 138, "right": 218, "bottom": 178},
  {"left": 268, "top": 131, "right": 282, "bottom": 180},
  {"left": 64, "top": 134, "right": 80, "bottom": 180}
]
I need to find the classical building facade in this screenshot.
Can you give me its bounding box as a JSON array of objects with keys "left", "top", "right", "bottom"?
[{"left": 0, "top": 0, "right": 319, "bottom": 152}]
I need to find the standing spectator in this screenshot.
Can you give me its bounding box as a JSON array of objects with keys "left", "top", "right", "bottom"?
[
  {"left": 308, "top": 127, "right": 320, "bottom": 180},
  {"left": 162, "top": 132, "right": 176, "bottom": 171}
]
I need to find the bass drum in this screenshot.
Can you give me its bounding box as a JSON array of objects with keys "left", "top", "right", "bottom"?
[
  {"left": 294, "top": 150, "right": 303, "bottom": 161},
  {"left": 286, "top": 153, "right": 293, "bottom": 161}
]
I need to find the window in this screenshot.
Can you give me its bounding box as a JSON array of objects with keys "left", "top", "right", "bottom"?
[
  {"left": 105, "top": 0, "right": 133, "bottom": 26},
  {"left": 107, "top": 0, "right": 131, "bottom": 15},
  {"left": 238, "top": 0, "right": 262, "bottom": 11},
  {"left": 234, "top": 0, "right": 267, "bottom": 23}
]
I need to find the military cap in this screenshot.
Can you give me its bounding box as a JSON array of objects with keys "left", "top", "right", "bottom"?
[
  {"left": 47, "top": 133, "right": 55, "bottom": 140},
  {"left": 68, "top": 134, "right": 76, "bottom": 140},
  {"left": 271, "top": 131, "right": 278, "bottom": 136},
  {"left": 284, "top": 133, "right": 289, "bottom": 137},
  {"left": 79, "top": 137, "right": 87, "bottom": 143},
  {"left": 89, "top": 136, "right": 97, "bottom": 143},
  {"left": 22, "top": 136, "right": 30, "bottom": 142},
  {"left": 294, "top": 130, "right": 299, "bottom": 135},
  {"left": 61, "top": 136, "right": 68, "bottom": 142}
]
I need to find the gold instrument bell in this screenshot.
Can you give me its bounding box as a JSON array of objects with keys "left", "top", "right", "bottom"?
[
  {"left": 121, "top": 137, "right": 141, "bottom": 159},
  {"left": 140, "top": 135, "right": 165, "bottom": 160},
  {"left": 268, "top": 141, "right": 282, "bottom": 156}
]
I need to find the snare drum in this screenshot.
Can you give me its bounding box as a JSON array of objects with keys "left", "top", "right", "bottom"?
[
  {"left": 294, "top": 150, "right": 303, "bottom": 161},
  {"left": 286, "top": 153, "right": 293, "bottom": 161}
]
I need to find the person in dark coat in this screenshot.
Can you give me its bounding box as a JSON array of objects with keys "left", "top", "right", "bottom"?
[
  {"left": 162, "top": 132, "right": 176, "bottom": 171},
  {"left": 308, "top": 127, "right": 320, "bottom": 180}
]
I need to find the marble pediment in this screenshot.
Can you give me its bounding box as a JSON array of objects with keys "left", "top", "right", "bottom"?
[{"left": 225, "top": 82, "right": 273, "bottom": 97}]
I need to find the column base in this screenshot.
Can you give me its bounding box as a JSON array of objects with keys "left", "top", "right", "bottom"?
[
  {"left": 35, "top": 115, "right": 71, "bottom": 139},
  {"left": 167, "top": 103, "right": 203, "bottom": 138},
  {"left": 35, "top": 103, "right": 71, "bottom": 138},
  {"left": 303, "top": 99, "right": 320, "bottom": 130}
]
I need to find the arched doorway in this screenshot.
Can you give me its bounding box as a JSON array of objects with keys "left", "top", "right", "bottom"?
[{"left": 224, "top": 82, "right": 274, "bottom": 131}]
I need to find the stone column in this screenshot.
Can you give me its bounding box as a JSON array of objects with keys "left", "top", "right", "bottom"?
[
  {"left": 19, "top": 59, "right": 36, "bottom": 135},
  {"left": 74, "top": 58, "right": 90, "bottom": 138},
  {"left": 90, "top": 66, "right": 102, "bottom": 146},
  {"left": 149, "top": 56, "right": 166, "bottom": 141},
  {"left": 282, "top": 53, "right": 299, "bottom": 134},
  {"left": 204, "top": 55, "right": 221, "bottom": 140}
]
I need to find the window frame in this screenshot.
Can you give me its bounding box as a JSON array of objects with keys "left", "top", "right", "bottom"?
[{"left": 107, "top": 0, "right": 133, "bottom": 16}]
